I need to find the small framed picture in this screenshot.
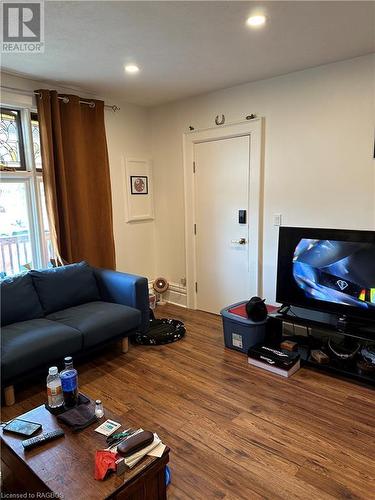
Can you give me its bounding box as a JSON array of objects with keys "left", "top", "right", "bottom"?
[{"left": 130, "top": 176, "right": 148, "bottom": 195}]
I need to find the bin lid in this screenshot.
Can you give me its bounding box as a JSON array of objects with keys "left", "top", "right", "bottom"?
[
  {"left": 220, "top": 301, "right": 265, "bottom": 325},
  {"left": 229, "top": 302, "right": 278, "bottom": 318},
  {"left": 220, "top": 300, "right": 277, "bottom": 324}
]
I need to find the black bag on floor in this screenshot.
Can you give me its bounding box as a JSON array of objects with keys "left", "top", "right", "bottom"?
[{"left": 134, "top": 315, "right": 185, "bottom": 345}]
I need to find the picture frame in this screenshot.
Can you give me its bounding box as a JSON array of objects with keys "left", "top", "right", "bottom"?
[
  {"left": 123, "top": 158, "right": 154, "bottom": 222},
  {"left": 130, "top": 175, "right": 148, "bottom": 195}
]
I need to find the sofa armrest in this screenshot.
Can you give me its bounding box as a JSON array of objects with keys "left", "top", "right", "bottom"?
[{"left": 94, "top": 268, "right": 149, "bottom": 333}]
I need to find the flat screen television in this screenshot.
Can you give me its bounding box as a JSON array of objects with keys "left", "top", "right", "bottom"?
[{"left": 276, "top": 227, "right": 375, "bottom": 321}]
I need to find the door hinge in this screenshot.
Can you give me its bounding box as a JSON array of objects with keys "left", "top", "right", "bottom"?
[
  {"left": 193, "top": 161, "right": 196, "bottom": 173},
  {"left": 194, "top": 223, "right": 196, "bottom": 235},
  {"left": 195, "top": 282, "right": 198, "bottom": 293}
]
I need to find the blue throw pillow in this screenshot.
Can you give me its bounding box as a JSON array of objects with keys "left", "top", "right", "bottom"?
[
  {"left": 1, "top": 273, "right": 44, "bottom": 326},
  {"left": 30, "top": 262, "right": 100, "bottom": 314}
]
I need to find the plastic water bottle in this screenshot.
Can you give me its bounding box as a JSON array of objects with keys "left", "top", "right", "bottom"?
[
  {"left": 60, "top": 356, "right": 79, "bottom": 407},
  {"left": 47, "top": 366, "right": 64, "bottom": 408}
]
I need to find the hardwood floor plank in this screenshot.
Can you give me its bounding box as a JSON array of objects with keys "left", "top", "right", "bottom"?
[
  {"left": 231, "top": 411, "right": 375, "bottom": 496},
  {"left": 2, "top": 303, "right": 374, "bottom": 500}
]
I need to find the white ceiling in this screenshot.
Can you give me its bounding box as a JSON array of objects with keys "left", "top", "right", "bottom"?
[{"left": 2, "top": 1, "right": 375, "bottom": 107}]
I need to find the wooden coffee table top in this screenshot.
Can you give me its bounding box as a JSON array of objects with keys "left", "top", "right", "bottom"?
[{"left": 0, "top": 403, "right": 169, "bottom": 499}]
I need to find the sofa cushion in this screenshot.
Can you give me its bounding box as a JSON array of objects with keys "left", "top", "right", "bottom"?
[
  {"left": 30, "top": 262, "right": 100, "bottom": 315},
  {"left": 1, "top": 273, "right": 44, "bottom": 326},
  {"left": 1, "top": 319, "right": 82, "bottom": 382},
  {"left": 47, "top": 301, "right": 141, "bottom": 348}
]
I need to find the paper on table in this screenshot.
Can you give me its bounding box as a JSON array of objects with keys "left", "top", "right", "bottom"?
[{"left": 148, "top": 441, "right": 166, "bottom": 458}]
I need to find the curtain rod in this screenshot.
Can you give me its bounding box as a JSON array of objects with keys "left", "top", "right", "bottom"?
[{"left": 1, "top": 85, "right": 120, "bottom": 112}]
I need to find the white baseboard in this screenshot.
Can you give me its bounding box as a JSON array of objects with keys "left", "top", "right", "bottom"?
[
  {"left": 149, "top": 280, "right": 187, "bottom": 308},
  {"left": 164, "top": 283, "right": 187, "bottom": 307}
]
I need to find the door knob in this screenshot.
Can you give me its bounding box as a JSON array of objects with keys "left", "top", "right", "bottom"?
[{"left": 231, "top": 238, "right": 247, "bottom": 245}]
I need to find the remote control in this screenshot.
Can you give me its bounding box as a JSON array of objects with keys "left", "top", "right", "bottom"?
[{"left": 22, "top": 429, "right": 65, "bottom": 450}]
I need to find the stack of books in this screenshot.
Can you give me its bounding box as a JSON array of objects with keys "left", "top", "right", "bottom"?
[{"left": 248, "top": 344, "right": 300, "bottom": 377}]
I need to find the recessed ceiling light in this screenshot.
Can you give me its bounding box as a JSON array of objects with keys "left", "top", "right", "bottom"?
[
  {"left": 125, "top": 64, "right": 140, "bottom": 74},
  {"left": 246, "top": 15, "right": 266, "bottom": 27}
]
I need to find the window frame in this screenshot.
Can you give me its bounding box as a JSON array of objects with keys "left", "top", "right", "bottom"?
[
  {"left": 0, "top": 107, "right": 27, "bottom": 171},
  {"left": 0, "top": 104, "right": 49, "bottom": 273},
  {"left": 30, "top": 111, "right": 42, "bottom": 172}
]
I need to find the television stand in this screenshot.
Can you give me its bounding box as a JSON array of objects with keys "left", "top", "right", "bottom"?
[{"left": 268, "top": 309, "right": 375, "bottom": 387}]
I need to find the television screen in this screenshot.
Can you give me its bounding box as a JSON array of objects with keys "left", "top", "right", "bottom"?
[{"left": 276, "top": 227, "right": 375, "bottom": 320}]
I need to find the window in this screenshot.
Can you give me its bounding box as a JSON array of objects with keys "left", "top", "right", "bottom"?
[
  {"left": 0, "top": 107, "right": 53, "bottom": 277},
  {"left": 0, "top": 108, "right": 26, "bottom": 170}
]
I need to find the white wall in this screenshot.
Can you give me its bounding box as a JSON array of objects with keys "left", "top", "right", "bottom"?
[
  {"left": 104, "top": 103, "right": 154, "bottom": 278},
  {"left": 150, "top": 55, "right": 375, "bottom": 303},
  {"left": 0, "top": 72, "right": 155, "bottom": 279}
]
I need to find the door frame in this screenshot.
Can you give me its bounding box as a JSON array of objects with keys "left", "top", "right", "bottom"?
[{"left": 183, "top": 118, "right": 264, "bottom": 310}]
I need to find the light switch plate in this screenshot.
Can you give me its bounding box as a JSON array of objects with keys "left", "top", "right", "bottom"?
[{"left": 273, "top": 213, "right": 282, "bottom": 226}]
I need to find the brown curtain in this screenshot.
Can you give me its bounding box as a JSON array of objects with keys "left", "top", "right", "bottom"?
[{"left": 36, "top": 89, "right": 116, "bottom": 269}]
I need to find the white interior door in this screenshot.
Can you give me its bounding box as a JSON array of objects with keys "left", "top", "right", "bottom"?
[{"left": 194, "top": 135, "right": 251, "bottom": 314}]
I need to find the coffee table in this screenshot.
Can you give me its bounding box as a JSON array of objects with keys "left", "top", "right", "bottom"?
[{"left": 1, "top": 403, "right": 170, "bottom": 499}]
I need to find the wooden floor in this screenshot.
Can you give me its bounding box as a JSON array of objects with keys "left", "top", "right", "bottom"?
[{"left": 2, "top": 304, "right": 375, "bottom": 499}]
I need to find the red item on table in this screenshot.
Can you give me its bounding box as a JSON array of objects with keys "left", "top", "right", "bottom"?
[{"left": 95, "top": 450, "right": 118, "bottom": 480}]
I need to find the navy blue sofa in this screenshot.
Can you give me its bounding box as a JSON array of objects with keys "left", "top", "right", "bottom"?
[{"left": 1, "top": 262, "right": 149, "bottom": 405}]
